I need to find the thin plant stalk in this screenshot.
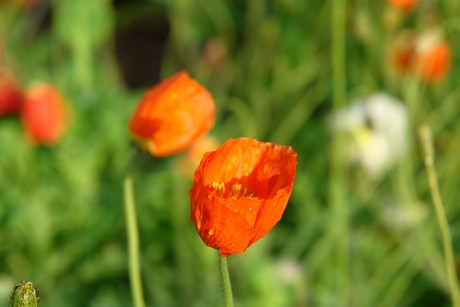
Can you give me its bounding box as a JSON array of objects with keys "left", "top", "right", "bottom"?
[
  {"left": 330, "top": 0, "right": 349, "bottom": 304},
  {"left": 219, "top": 254, "right": 234, "bottom": 307},
  {"left": 418, "top": 124, "right": 460, "bottom": 307},
  {"left": 124, "top": 173, "right": 146, "bottom": 307}
]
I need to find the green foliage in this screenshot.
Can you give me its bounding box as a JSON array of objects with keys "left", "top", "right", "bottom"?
[{"left": 1, "top": 0, "right": 460, "bottom": 306}]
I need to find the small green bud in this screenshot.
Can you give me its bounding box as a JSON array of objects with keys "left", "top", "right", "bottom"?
[{"left": 10, "top": 281, "right": 40, "bottom": 307}]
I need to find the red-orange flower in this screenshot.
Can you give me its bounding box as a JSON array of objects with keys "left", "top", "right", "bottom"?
[
  {"left": 416, "top": 41, "right": 451, "bottom": 83},
  {"left": 6, "top": 0, "right": 40, "bottom": 9},
  {"left": 0, "top": 72, "right": 23, "bottom": 116},
  {"left": 391, "top": 30, "right": 451, "bottom": 83},
  {"left": 190, "top": 137, "right": 297, "bottom": 257},
  {"left": 388, "top": 0, "right": 418, "bottom": 12},
  {"left": 392, "top": 32, "right": 416, "bottom": 73},
  {"left": 129, "top": 70, "right": 215, "bottom": 157},
  {"left": 21, "top": 83, "right": 68, "bottom": 146}
]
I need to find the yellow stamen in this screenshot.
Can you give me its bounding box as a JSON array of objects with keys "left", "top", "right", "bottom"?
[
  {"left": 243, "top": 187, "right": 254, "bottom": 198},
  {"left": 211, "top": 182, "right": 255, "bottom": 199},
  {"left": 230, "top": 183, "right": 242, "bottom": 198},
  {"left": 230, "top": 183, "right": 254, "bottom": 199},
  {"left": 212, "top": 182, "right": 225, "bottom": 197}
]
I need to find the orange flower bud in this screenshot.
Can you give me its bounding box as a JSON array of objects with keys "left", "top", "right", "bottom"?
[
  {"left": 21, "top": 83, "right": 68, "bottom": 146},
  {"left": 129, "top": 70, "right": 215, "bottom": 157},
  {"left": 0, "top": 72, "right": 23, "bottom": 116},
  {"left": 190, "top": 137, "right": 297, "bottom": 257},
  {"left": 388, "top": 0, "right": 418, "bottom": 12}
]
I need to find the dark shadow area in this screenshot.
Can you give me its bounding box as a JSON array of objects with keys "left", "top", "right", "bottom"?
[{"left": 114, "top": 0, "right": 170, "bottom": 89}]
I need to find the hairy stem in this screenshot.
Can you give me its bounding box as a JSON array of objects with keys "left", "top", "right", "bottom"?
[
  {"left": 124, "top": 173, "right": 146, "bottom": 307},
  {"left": 418, "top": 124, "right": 460, "bottom": 307},
  {"left": 219, "top": 254, "right": 234, "bottom": 307}
]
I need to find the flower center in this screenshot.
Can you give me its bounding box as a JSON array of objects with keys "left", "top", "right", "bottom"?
[
  {"left": 211, "top": 181, "right": 254, "bottom": 199},
  {"left": 230, "top": 183, "right": 254, "bottom": 199},
  {"left": 211, "top": 182, "right": 226, "bottom": 197}
]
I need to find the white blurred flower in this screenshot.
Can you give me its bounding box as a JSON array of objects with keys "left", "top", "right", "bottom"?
[{"left": 330, "top": 92, "right": 408, "bottom": 178}]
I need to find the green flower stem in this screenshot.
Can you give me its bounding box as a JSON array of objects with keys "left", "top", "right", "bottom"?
[
  {"left": 219, "top": 254, "right": 234, "bottom": 307},
  {"left": 418, "top": 124, "right": 460, "bottom": 307},
  {"left": 330, "top": 0, "right": 349, "bottom": 304},
  {"left": 124, "top": 173, "right": 146, "bottom": 307}
]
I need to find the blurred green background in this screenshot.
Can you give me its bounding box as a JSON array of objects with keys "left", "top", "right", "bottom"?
[{"left": 1, "top": 0, "right": 460, "bottom": 306}]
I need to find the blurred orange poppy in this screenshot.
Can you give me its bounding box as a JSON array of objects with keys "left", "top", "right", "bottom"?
[
  {"left": 392, "top": 32, "right": 416, "bottom": 73},
  {"left": 388, "top": 0, "right": 418, "bottom": 11},
  {"left": 174, "top": 135, "right": 219, "bottom": 179},
  {"left": 6, "top": 0, "right": 39, "bottom": 9},
  {"left": 21, "top": 83, "right": 68, "bottom": 146},
  {"left": 391, "top": 30, "right": 451, "bottom": 83},
  {"left": 417, "top": 41, "right": 451, "bottom": 83},
  {"left": 0, "top": 72, "right": 23, "bottom": 116},
  {"left": 190, "top": 137, "right": 297, "bottom": 257},
  {"left": 129, "top": 70, "right": 215, "bottom": 157}
]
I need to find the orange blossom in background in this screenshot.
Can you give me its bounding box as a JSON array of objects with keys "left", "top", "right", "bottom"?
[
  {"left": 0, "top": 71, "right": 23, "bottom": 116},
  {"left": 416, "top": 40, "right": 451, "bottom": 83},
  {"left": 388, "top": 0, "right": 418, "bottom": 12},
  {"left": 392, "top": 31, "right": 416, "bottom": 73},
  {"left": 175, "top": 135, "right": 219, "bottom": 179},
  {"left": 6, "top": 0, "right": 40, "bottom": 9},
  {"left": 391, "top": 30, "right": 451, "bottom": 83},
  {"left": 190, "top": 137, "right": 297, "bottom": 257},
  {"left": 21, "top": 83, "right": 68, "bottom": 146},
  {"left": 129, "top": 70, "right": 215, "bottom": 157}
]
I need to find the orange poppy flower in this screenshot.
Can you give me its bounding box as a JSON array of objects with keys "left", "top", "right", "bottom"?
[
  {"left": 0, "top": 72, "right": 23, "bottom": 116},
  {"left": 391, "top": 30, "right": 451, "bottom": 83},
  {"left": 21, "top": 83, "right": 68, "bottom": 146},
  {"left": 392, "top": 33, "right": 416, "bottom": 73},
  {"left": 190, "top": 137, "right": 297, "bottom": 257},
  {"left": 388, "top": 0, "right": 418, "bottom": 12},
  {"left": 416, "top": 41, "right": 451, "bottom": 83},
  {"left": 129, "top": 70, "right": 215, "bottom": 157},
  {"left": 6, "top": 0, "right": 39, "bottom": 9}
]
